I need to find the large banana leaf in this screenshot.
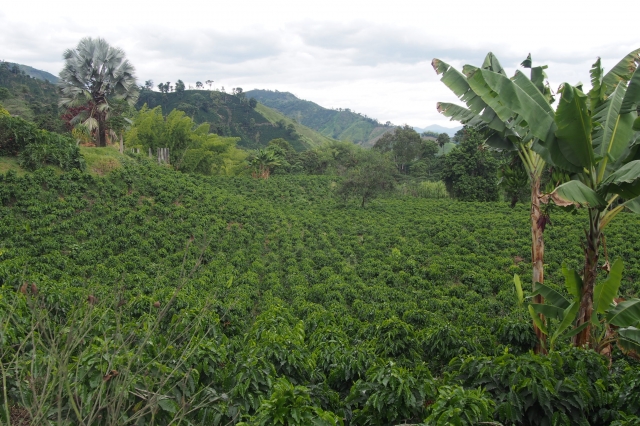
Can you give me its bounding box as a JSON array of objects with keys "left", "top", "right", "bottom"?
[
  {"left": 618, "top": 326, "right": 640, "bottom": 353},
  {"left": 512, "top": 71, "right": 555, "bottom": 115},
  {"left": 531, "top": 282, "right": 570, "bottom": 309},
  {"left": 481, "top": 52, "right": 506, "bottom": 75},
  {"left": 592, "top": 83, "right": 633, "bottom": 169},
  {"left": 607, "top": 299, "right": 640, "bottom": 327},
  {"left": 464, "top": 67, "right": 556, "bottom": 143},
  {"left": 551, "top": 180, "right": 606, "bottom": 208},
  {"left": 599, "top": 159, "right": 640, "bottom": 199},
  {"left": 602, "top": 48, "right": 640, "bottom": 97},
  {"left": 528, "top": 304, "right": 548, "bottom": 335},
  {"left": 436, "top": 102, "right": 484, "bottom": 127},
  {"left": 561, "top": 263, "right": 582, "bottom": 300},
  {"left": 620, "top": 67, "right": 640, "bottom": 114},
  {"left": 486, "top": 131, "right": 517, "bottom": 151},
  {"left": 588, "top": 58, "right": 605, "bottom": 111},
  {"left": 593, "top": 258, "right": 624, "bottom": 314},
  {"left": 554, "top": 84, "right": 595, "bottom": 169},
  {"left": 623, "top": 196, "right": 640, "bottom": 213},
  {"left": 432, "top": 59, "right": 487, "bottom": 115},
  {"left": 530, "top": 303, "right": 566, "bottom": 321},
  {"left": 550, "top": 302, "right": 580, "bottom": 348}
]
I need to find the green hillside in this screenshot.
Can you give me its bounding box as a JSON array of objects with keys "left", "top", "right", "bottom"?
[
  {"left": 0, "top": 62, "right": 65, "bottom": 132},
  {"left": 246, "top": 89, "right": 393, "bottom": 145},
  {"left": 8, "top": 62, "right": 59, "bottom": 83},
  {"left": 136, "top": 89, "right": 331, "bottom": 150},
  {"left": 2, "top": 161, "right": 640, "bottom": 424}
]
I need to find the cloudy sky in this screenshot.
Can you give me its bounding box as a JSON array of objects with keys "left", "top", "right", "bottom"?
[{"left": 2, "top": 0, "right": 638, "bottom": 128}]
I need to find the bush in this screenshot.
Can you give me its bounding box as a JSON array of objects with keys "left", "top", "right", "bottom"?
[
  {"left": 0, "top": 114, "right": 84, "bottom": 171},
  {"left": 425, "top": 385, "right": 495, "bottom": 425}
]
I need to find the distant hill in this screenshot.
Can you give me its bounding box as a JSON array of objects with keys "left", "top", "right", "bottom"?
[
  {"left": 245, "top": 89, "right": 393, "bottom": 146},
  {"left": 0, "top": 62, "right": 65, "bottom": 132},
  {"left": 413, "top": 124, "right": 462, "bottom": 137},
  {"left": 136, "top": 89, "right": 332, "bottom": 150}
]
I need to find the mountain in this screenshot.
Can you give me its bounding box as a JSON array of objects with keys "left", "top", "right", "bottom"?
[
  {"left": 413, "top": 124, "right": 462, "bottom": 137},
  {"left": 0, "top": 62, "right": 65, "bottom": 132},
  {"left": 4, "top": 62, "right": 59, "bottom": 83},
  {"left": 245, "top": 89, "right": 393, "bottom": 146},
  {"left": 136, "top": 89, "right": 332, "bottom": 150}
]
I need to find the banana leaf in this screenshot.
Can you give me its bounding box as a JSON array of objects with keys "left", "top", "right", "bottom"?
[
  {"left": 600, "top": 160, "right": 640, "bottom": 199},
  {"left": 618, "top": 327, "right": 640, "bottom": 353},
  {"left": 561, "top": 263, "right": 582, "bottom": 300},
  {"left": 550, "top": 302, "right": 580, "bottom": 348},
  {"left": 592, "top": 83, "right": 633, "bottom": 168},
  {"left": 531, "top": 282, "right": 570, "bottom": 309},
  {"left": 551, "top": 180, "right": 606, "bottom": 208},
  {"left": 602, "top": 48, "right": 640, "bottom": 97},
  {"left": 593, "top": 258, "right": 624, "bottom": 314},
  {"left": 607, "top": 299, "right": 640, "bottom": 327},
  {"left": 554, "top": 84, "right": 595, "bottom": 169}
]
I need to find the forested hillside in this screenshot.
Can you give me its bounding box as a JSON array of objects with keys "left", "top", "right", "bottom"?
[
  {"left": 135, "top": 89, "right": 333, "bottom": 150},
  {"left": 246, "top": 89, "right": 393, "bottom": 146}
]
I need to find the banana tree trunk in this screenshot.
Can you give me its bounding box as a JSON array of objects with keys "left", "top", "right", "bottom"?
[
  {"left": 531, "top": 177, "right": 547, "bottom": 354},
  {"left": 97, "top": 116, "right": 107, "bottom": 147},
  {"left": 574, "top": 209, "right": 600, "bottom": 347}
]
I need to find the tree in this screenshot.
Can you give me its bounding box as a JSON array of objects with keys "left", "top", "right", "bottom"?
[
  {"left": 205, "top": 79, "right": 213, "bottom": 89},
  {"left": 337, "top": 149, "right": 397, "bottom": 207},
  {"left": 58, "top": 37, "right": 139, "bottom": 147},
  {"left": 249, "top": 97, "right": 258, "bottom": 109},
  {"left": 373, "top": 125, "right": 422, "bottom": 173},
  {"left": 434, "top": 52, "right": 556, "bottom": 352},
  {"left": 436, "top": 133, "right": 450, "bottom": 150},
  {"left": 144, "top": 80, "right": 154, "bottom": 91},
  {"left": 540, "top": 52, "right": 640, "bottom": 347},
  {"left": 175, "top": 80, "right": 185, "bottom": 95},
  {"left": 195, "top": 81, "right": 203, "bottom": 89},
  {"left": 442, "top": 128, "right": 499, "bottom": 201}
]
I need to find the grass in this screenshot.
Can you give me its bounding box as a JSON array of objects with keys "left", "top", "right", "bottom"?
[
  {"left": 79, "top": 145, "right": 130, "bottom": 176},
  {"left": 0, "top": 156, "right": 27, "bottom": 176}
]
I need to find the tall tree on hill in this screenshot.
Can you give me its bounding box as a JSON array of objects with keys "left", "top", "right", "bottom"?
[
  {"left": 436, "top": 133, "right": 450, "bottom": 150},
  {"left": 373, "top": 125, "right": 422, "bottom": 173},
  {"left": 58, "top": 37, "right": 139, "bottom": 147}
]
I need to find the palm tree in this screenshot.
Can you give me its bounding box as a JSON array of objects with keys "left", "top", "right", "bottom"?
[
  {"left": 250, "top": 149, "right": 281, "bottom": 179},
  {"left": 58, "top": 37, "right": 139, "bottom": 147}
]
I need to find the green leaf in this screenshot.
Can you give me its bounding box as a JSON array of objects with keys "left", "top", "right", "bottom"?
[
  {"left": 623, "top": 196, "right": 640, "bottom": 213},
  {"left": 436, "top": 102, "right": 484, "bottom": 128},
  {"left": 620, "top": 67, "right": 640, "bottom": 114},
  {"left": 592, "top": 83, "right": 632, "bottom": 168},
  {"left": 563, "top": 321, "right": 590, "bottom": 338},
  {"left": 634, "top": 116, "right": 640, "bottom": 131},
  {"left": 481, "top": 52, "right": 506, "bottom": 75},
  {"left": 530, "top": 303, "right": 566, "bottom": 320},
  {"left": 551, "top": 180, "right": 606, "bottom": 208},
  {"left": 607, "top": 299, "right": 640, "bottom": 327},
  {"left": 600, "top": 159, "right": 640, "bottom": 198},
  {"left": 528, "top": 304, "right": 548, "bottom": 335},
  {"left": 602, "top": 48, "right": 640, "bottom": 97},
  {"left": 550, "top": 302, "right": 580, "bottom": 348},
  {"left": 531, "top": 282, "right": 570, "bottom": 309},
  {"left": 588, "top": 58, "right": 605, "bottom": 111},
  {"left": 512, "top": 70, "right": 554, "bottom": 115},
  {"left": 562, "top": 263, "right": 582, "bottom": 301},
  {"left": 521, "top": 54, "right": 532, "bottom": 69},
  {"left": 593, "top": 258, "right": 624, "bottom": 314},
  {"left": 514, "top": 274, "right": 524, "bottom": 306},
  {"left": 466, "top": 68, "right": 556, "bottom": 144},
  {"left": 158, "top": 397, "right": 178, "bottom": 413},
  {"left": 618, "top": 327, "right": 640, "bottom": 353},
  {"left": 554, "top": 84, "right": 595, "bottom": 169},
  {"left": 486, "top": 131, "right": 517, "bottom": 151}
]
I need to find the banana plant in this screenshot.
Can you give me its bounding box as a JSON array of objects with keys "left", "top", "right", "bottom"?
[
  {"left": 514, "top": 259, "right": 640, "bottom": 355},
  {"left": 433, "top": 53, "right": 556, "bottom": 353},
  {"left": 539, "top": 51, "right": 640, "bottom": 347},
  {"left": 436, "top": 48, "right": 640, "bottom": 349}
]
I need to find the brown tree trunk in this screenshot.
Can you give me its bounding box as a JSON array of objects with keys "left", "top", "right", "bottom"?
[
  {"left": 531, "top": 177, "right": 547, "bottom": 354},
  {"left": 119, "top": 133, "right": 124, "bottom": 154},
  {"left": 574, "top": 209, "right": 600, "bottom": 347},
  {"left": 97, "top": 117, "right": 106, "bottom": 147}
]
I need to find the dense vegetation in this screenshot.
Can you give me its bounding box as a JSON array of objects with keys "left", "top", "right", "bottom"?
[
  {"left": 1, "top": 158, "right": 640, "bottom": 424},
  {"left": 245, "top": 89, "right": 393, "bottom": 146}
]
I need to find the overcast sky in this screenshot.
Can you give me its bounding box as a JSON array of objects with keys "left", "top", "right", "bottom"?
[{"left": 2, "top": 0, "right": 638, "bottom": 128}]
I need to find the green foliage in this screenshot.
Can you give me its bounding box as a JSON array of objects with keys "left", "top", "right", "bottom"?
[
  {"left": 336, "top": 148, "right": 396, "bottom": 207},
  {"left": 245, "top": 89, "right": 386, "bottom": 145},
  {"left": 0, "top": 114, "right": 85, "bottom": 171},
  {"left": 442, "top": 127, "right": 499, "bottom": 201},
  {"left": 425, "top": 385, "right": 495, "bottom": 426}
]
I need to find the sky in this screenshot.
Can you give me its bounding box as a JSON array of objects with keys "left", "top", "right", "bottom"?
[{"left": 1, "top": 0, "right": 639, "bottom": 128}]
